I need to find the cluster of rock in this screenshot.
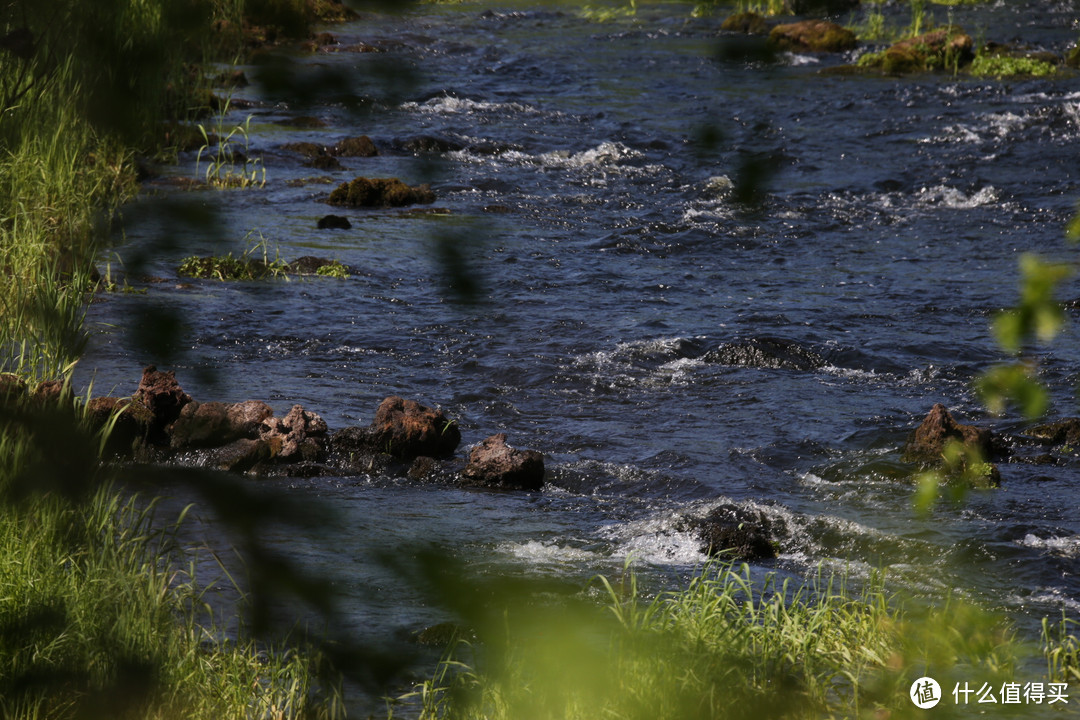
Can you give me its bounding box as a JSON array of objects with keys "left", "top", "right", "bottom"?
[{"left": 82, "top": 366, "right": 545, "bottom": 491}]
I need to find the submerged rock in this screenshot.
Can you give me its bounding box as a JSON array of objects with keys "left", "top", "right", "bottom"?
[
  {"left": 327, "top": 177, "right": 436, "bottom": 208},
  {"left": 769, "top": 20, "right": 856, "bottom": 53},
  {"left": 704, "top": 337, "right": 825, "bottom": 371},
  {"left": 684, "top": 504, "right": 778, "bottom": 561},
  {"left": 460, "top": 433, "right": 545, "bottom": 491}
]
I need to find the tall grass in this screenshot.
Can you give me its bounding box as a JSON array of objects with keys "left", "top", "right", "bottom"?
[
  {"left": 0, "top": 454, "right": 343, "bottom": 718},
  {"left": 402, "top": 561, "right": 1070, "bottom": 720}
]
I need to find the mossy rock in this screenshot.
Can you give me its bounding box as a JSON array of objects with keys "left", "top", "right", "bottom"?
[
  {"left": 332, "top": 135, "right": 378, "bottom": 157},
  {"left": 327, "top": 177, "right": 435, "bottom": 208},
  {"left": 769, "top": 19, "right": 856, "bottom": 53},
  {"left": 859, "top": 27, "right": 974, "bottom": 74},
  {"left": 721, "top": 12, "right": 768, "bottom": 36}
]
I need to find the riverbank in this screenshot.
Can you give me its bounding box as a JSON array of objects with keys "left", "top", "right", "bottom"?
[{"left": 0, "top": 1, "right": 353, "bottom": 716}]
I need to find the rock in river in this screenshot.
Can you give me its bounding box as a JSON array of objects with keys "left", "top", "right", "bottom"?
[
  {"left": 327, "top": 177, "right": 435, "bottom": 208},
  {"left": 331, "top": 396, "right": 461, "bottom": 461},
  {"left": 902, "top": 403, "right": 994, "bottom": 465},
  {"left": 460, "top": 433, "right": 545, "bottom": 491}
]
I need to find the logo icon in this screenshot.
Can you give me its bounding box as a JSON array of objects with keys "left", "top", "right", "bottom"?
[{"left": 911, "top": 677, "right": 942, "bottom": 709}]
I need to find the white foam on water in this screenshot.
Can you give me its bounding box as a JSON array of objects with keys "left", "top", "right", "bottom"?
[
  {"left": 498, "top": 540, "right": 599, "bottom": 565},
  {"left": 401, "top": 95, "right": 541, "bottom": 115},
  {"left": 1019, "top": 533, "right": 1080, "bottom": 558},
  {"left": 915, "top": 184, "right": 998, "bottom": 209}
]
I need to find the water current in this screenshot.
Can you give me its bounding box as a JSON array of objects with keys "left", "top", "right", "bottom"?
[{"left": 78, "top": 0, "right": 1080, "bottom": 707}]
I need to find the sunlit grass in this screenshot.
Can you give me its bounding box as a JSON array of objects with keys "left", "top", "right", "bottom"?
[{"left": 399, "top": 559, "right": 1077, "bottom": 720}]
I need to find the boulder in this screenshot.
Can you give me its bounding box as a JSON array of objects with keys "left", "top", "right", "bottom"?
[
  {"left": 317, "top": 214, "right": 352, "bottom": 230},
  {"left": 769, "top": 20, "right": 856, "bottom": 53},
  {"left": 170, "top": 400, "right": 274, "bottom": 449},
  {"left": 259, "top": 404, "right": 328, "bottom": 463},
  {"left": 327, "top": 177, "right": 435, "bottom": 208},
  {"left": 902, "top": 404, "right": 994, "bottom": 464},
  {"left": 365, "top": 396, "right": 461, "bottom": 460},
  {"left": 133, "top": 365, "right": 192, "bottom": 443},
  {"left": 460, "top": 433, "right": 545, "bottom": 491},
  {"left": 86, "top": 396, "right": 154, "bottom": 456},
  {"left": 685, "top": 504, "right": 778, "bottom": 561}
]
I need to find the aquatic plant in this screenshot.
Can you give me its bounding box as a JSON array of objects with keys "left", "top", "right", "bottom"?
[
  {"left": 178, "top": 231, "right": 289, "bottom": 280},
  {"left": 969, "top": 54, "right": 1057, "bottom": 78},
  {"left": 196, "top": 100, "right": 267, "bottom": 188}
]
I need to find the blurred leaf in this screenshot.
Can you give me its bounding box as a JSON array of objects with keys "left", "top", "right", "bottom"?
[{"left": 975, "top": 363, "right": 1049, "bottom": 419}]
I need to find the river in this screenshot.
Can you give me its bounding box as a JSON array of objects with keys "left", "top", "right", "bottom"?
[{"left": 79, "top": 0, "right": 1080, "bottom": 710}]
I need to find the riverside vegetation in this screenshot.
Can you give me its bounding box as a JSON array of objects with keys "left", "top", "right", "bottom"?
[
  {"left": 3, "top": 1, "right": 1080, "bottom": 719},
  {"left": 0, "top": 0, "right": 356, "bottom": 717}
]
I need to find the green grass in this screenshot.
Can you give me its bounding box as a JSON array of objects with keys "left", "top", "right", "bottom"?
[{"left": 399, "top": 560, "right": 1075, "bottom": 720}]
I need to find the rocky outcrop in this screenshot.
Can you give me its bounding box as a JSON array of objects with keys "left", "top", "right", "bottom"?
[
  {"left": 327, "top": 177, "right": 435, "bottom": 208},
  {"left": 902, "top": 404, "right": 994, "bottom": 465},
  {"left": 1026, "top": 419, "right": 1080, "bottom": 447},
  {"left": 460, "top": 433, "right": 545, "bottom": 491},
  {"left": 769, "top": 20, "right": 856, "bottom": 53}
]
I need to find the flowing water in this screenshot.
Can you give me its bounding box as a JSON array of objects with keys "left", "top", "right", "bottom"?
[{"left": 80, "top": 0, "right": 1080, "bottom": 706}]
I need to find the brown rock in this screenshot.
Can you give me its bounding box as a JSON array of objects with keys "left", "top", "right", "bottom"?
[
  {"left": 460, "top": 433, "right": 545, "bottom": 491},
  {"left": 0, "top": 373, "right": 26, "bottom": 403},
  {"left": 86, "top": 396, "right": 154, "bottom": 456},
  {"left": 259, "top": 404, "right": 328, "bottom": 463},
  {"left": 368, "top": 396, "right": 460, "bottom": 460},
  {"left": 327, "top": 177, "right": 435, "bottom": 208},
  {"left": 769, "top": 20, "right": 856, "bottom": 53},
  {"left": 902, "top": 403, "right": 993, "bottom": 464},
  {"left": 133, "top": 365, "right": 192, "bottom": 442},
  {"left": 332, "top": 135, "right": 378, "bottom": 157},
  {"left": 170, "top": 400, "right": 274, "bottom": 449},
  {"left": 207, "top": 438, "right": 275, "bottom": 473}
]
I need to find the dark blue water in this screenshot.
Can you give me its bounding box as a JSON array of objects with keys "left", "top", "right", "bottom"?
[{"left": 82, "top": 0, "right": 1080, "bottom": 700}]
